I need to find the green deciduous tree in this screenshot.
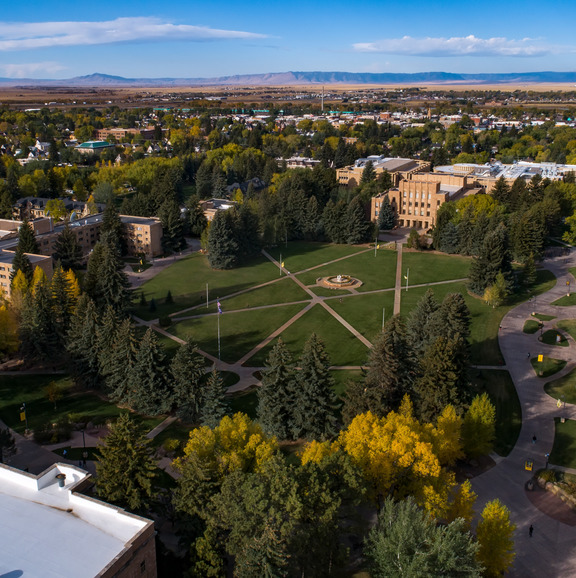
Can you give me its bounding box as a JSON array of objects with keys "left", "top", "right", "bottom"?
[{"left": 96, "top": 413, "right": 158, "bottom": 512}]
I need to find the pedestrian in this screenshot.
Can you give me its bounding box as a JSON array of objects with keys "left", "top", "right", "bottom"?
[
  {"left": 529, "top": 524, "right": 534, "bottom": 537},
  {"left": 527, "top": 352, "right": 531, "bottom": 358},
  {"left": 532, "top": 434, "right": 537, "bottom": 444}
]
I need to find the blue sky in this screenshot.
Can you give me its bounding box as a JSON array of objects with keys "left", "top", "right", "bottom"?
[{"left": 1, "top": 0, "right": 575, "bottom": 79}]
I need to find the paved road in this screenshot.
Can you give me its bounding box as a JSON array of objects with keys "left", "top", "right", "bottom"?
[{"left": 471, "top": 254, "right": 576, "bottom": 577}]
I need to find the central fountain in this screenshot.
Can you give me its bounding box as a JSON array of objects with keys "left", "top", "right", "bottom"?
[{"left": 317, "top": 274, "right": 362, "bottom": 289}]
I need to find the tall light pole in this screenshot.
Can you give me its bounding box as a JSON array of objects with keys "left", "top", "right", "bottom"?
[{"left": 405, "top": 267, "right": 410, "bottom": 292}]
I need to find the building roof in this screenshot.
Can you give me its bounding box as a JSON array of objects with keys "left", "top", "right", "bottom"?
[
  {"left": 0, "top": 463, "right": 152, "bottom": 578},
  {"left": 76, "top": 141, "right": 113, "bottom": 150}
]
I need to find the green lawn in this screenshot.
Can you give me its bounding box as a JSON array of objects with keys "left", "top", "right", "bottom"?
[
  {"left": 530, "top": 356, "right": 567, "bottom": 378},
  {"left": 168, "top": 303, "right": 306, "bottom": 364},
  {"left": 550, "top": 418, "right": 576, "bottom": 469},
  {"left": 296, "top": 249, "right": 397, "bottom": 292},
  {"left": 541, "top": 329, "right": 568, "bottom": 347},
  {"left": 193, "top": 277, "right": 310, "bottom": 314},
  {"left": 309, "top": 287, "right": 354, "bottom": 297},
  {"left": 229, "top": 390, "right": 259, "bottom": 419},
  {"left": 545, "top": 369, "right": 576, "bottom": 404},
  {"left": 0, "top": 374, "right": 164, "bottom": 435},
  {"left": 268, "top": 241, "right": 367, "bottom": 273},
  {"left": 532, "top": 313, "right": 556, "bottom": 322},
  {"left": 328, "top": 291, "right": 396, "bottom": 343},
  {"left": 331, "top": 369, "right": 364, "bottom": 397},
  {"left": 523, "top": 320, "right": 540, "bottom": 334},
  {"left": 402, "top": 252, "right": 471, "bottom": 285},
  {"left": 557, "top": 319, "right": 576, "bottom": 341},
  {"left": 552, "top": 293, "right": 576, "bottom": 306},
  {"left": 469, "top": 369, "right": 521, "bottom": 457},
  {"left": 134, "top": 252, "right": 280, "bottom": 320},
  {"left": 247, "top": 304, "right": 369, "bottom": 367}
]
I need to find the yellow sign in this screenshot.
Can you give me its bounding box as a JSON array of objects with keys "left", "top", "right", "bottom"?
[
  {"left": 558, "top": 398, "right": 562, "bottom": 408},
  {"left": 538, "top": 354, "right": 543, "bottom": 362},
  {"left": 525, "top": 460, "right": 533, "bottom": 471},
  {"left": 281, "top": 262, "right": 285, "bottom": 268},
  {"left": 20, "top": 412, "right": 26, "bottom": 422}
]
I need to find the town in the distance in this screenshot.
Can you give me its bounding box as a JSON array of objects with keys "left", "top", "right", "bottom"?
[{"left": 1, "top": 84, "right": 576, "bottom": 577}]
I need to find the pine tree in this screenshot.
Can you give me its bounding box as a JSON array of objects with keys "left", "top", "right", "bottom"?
[
  {"left": 66, "top": 295, "right": 101, "bottom": 388},
  {"left": 17, "top": 219, "right": 39, "bottom": 254},
  {"left": 50, "top": 265, "right": 73, "bottom": 344},
  {"left": 405, "top": 289, "right": 440, "bottom": 361},
  {"left": 95, "top": 305, "right": 120, "bottom": 373},
  {"left": 364, "top": 316, "right": 412, "bottom": 416},
  {"left": 207, "top": 209, "right": 240, "bottom": 269},
  {"left": 520, "top": 252, "right": 537, "bottom": 288},
  {"left": 159, "top": 197, "right": 186, "bottom": 253},
  {"left": 468, "top": 223, "right": 512, "bottom": 296},
  {"left": 360, "top": 160, "right": 376, "bottom": 184},
  {"left": 428, "top": 292, "right": 471, "bottom": 343},
  {"left": 200, "top": 369, "right": 230, "bottom": 428},
  {"left": 236, "top": 202, "right": 261, "bottom": 260},
  {"left": 322, "top": 199, "right": 347, "bottom": 243},
  {"left": 100, "top": 201, "right": 126, "bottom": 254},
  {"left": 303, "top": 195, "right": 321, "bottom": 240},
  {"left": 126, "top": 328, "right": 171, "bottom": 415},
  {"left": 96, "top": 413, "right": 158, "bottom": 512},
  {"left": 291, "top": 334, "right": 338, "bottom": 440},
  {"left": 19, "top": 276, "right": 58, "bottom": 361},
  {"left": 102, "top": 318, "right": 137, "bottom": 401},
  {"left": 170, "top": 340, "right": 207, "bottom": 422},
  {"left": 457, "top": 204, "right": 476, "bottom": 255},
  {"left": 377, "top": 195, "right": 396, "bottom": 231},
  {"left": 257, "top": 338, "right": 296, "bottom": 440},
  {"left": 187, "top": 196, "right": 208, "bottom": 236},
  {"left": 413, "top": 335, "right": 471, "bottom": 422},
  {"left": 345, "top": 196, "right": 372, "bottom": 244},
  {"left": 94, "top": 236, "right": 132, "bottom": 316},
  {"left": 53, "top": 224, "right": 83, "bottom": 271},
  {"left": 491, "top": 176, "right": 511, "bottom": 208},
  {"left": 83, "top": 241, "right": 105, "bottom": 302},
  {"left": 439, "top": 221, "right": 459, "bottom": 253},
  {"left": 9, "top": 247, "right": 33, "bottom": 284}
]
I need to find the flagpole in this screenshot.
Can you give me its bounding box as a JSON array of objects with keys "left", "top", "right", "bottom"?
[
  {"left": 382, "top": 307, "right": 385, "bottom": 329},
  {"left": 374, "top": 236, "right": 377, "bottom": 257},
  {"left": 206, "top": 283, "right": 209, "bottom": 309},
  {"left": 279, "top": 253, "right": 282, "bottom": 276},
  {"left": 405, "top": 267, "right": 409, "bottom": 292},
  {"left": 217, "top": 307, "right": 221, "bottom": 360}
]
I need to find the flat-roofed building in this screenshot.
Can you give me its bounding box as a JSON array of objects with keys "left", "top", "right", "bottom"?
[
  {"left": 337, "top": 156, "right": 430, "bottom": 187},
  {"left": 96, "top": 127, "right": 156, "bottom": 141},
  {"left": 121, "top": 215, "right": 163, "bottom": 258},
  {"left": 0, "top": 250, "right": 53, "bottom": 298},
  {"left": 76, "top": 141, "right": 115, "bottom": 154},
  {"left": 0, "top": 462, "right": 156, "bottom": 578},
  {"left": 371, "top": 180, "right": 466, "bottom": 231},
  {"left": 200, "top": 198, "right": 237, "bottom": 221}
]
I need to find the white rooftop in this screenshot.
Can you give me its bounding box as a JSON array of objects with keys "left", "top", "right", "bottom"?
[{"left": 0, "top": 463, "right": 152, "bottom": 578}]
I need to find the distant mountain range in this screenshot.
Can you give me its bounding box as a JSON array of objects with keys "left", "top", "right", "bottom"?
[{"left": 2, "top": 71, "right": 576, "bottom": 87}]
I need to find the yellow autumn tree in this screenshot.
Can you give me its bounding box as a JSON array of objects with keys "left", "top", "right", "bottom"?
[
  {"left": 433, "top": 404, "right": 464, "bottom": 466},
  {"left": 174, "top": 412, "right": 279, "bottom": 480},
  {"left": 31, "top": 266, "right": 47, "bottom": 294},
  {"left": 476, "top": 499, "right": 516, "bottom": 576},
  {"left": 300, "top": 439, "right": 334, "bottom": 465},
  {"left": 65, "top": 269, "right": 81, "bottom": 306},
  {"left": 9, "top": 269, "right": 29, "bottom": 314},
  {"left": 445, "top": 479, "right": 477, "bottom": 528},
  {"left": 0, "top": 302, "right": 19, "bottom": 355}
]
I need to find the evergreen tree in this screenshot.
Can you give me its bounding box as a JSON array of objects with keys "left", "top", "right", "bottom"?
[
  {"left": 66, "top": 295, "right": 101, "bottom": 388},
  {"left": 413, "top": 335, "right": 471, "bottom": 422},
  {"left": 428, "top": 292, "right": 471, "bottom": 343},
  {"left": 364, "top": 316, "right": 412, "bottom": 416},
  {"left": 291, "top": 334, "right": 338, "bottom": 440},
  {"left": 520, "top": 252, "right": 537, "bottom": 288},
  {"left": 126, "top": 328, "right": 171, "bottom": 415},
  {"left": 207, "top": 209, "right": 240, "bottom": 269},
  {"left": 491, "top": 176, "right": 511, "bottom": 208},
  {"left": 187, "top": 196, "right": 208, "bottom": 236},
  {"left": 439, "top": 221, "right": 459, "bottom": 253},
  {"left": 322, "top": 199, "right": 347, "bottom": 243},
  {"left": 366, "top": 497, "right": 481, "bottom": 578},
  {"left": 95, "top": 305, "right": 120, "bottom": 373},
  {"left": 377, "top": 195, "right": 396, "bottom": 231},
  {"left": 102, "top": 318, "right": 137, "bottom": 401},
  {"left": 9, "top": 247, "right": 33, "bottom": 284},
  {"left": 405, "top": 289, "right": 440, "bottom": 361},
  {"left": 50, "top": 265, "right": 73, "bottom": 344},
  {"left": 468, "top": 210, "right": 491, "bottom": 256},
  {"left": 0, "top": 187, "right": 14, "bottom": 219},
  {"left": 19, "top": 276, "right": 58, "bottom": 361},
  {"left": 236, "top": 202, "right": 261, "bottom": 260},
  {"left": 200, "top": 369, "right": 230, "bottom": 428},
  {"left": 159, "top": 197, "right": 186, "bottom": 253},
  {"left": 100, "top": 201, "right": 125, "bottom": 254},
  {"left": 468, "top": 223, "right": 512, "bottom": 296},
  {"left": 257, "top": 338, "right": 295, "bottom": 440},
  {"left": 96, "top": 413, "right": 158, "bottom": 512},
  {"left": 303, "top": 195, "right": 321, "bottom": 240},
  {"left": 345, "top": 196, "right": 372, "bottom": 244},
  {"left": 171, "top": 340, "right": 207, "bottom": 422},
  {"left": 360, "top": 160, "right": 376, "bottom": 184},
  {"left": 83, "top": 241, "right": 105, "bottom": 301},
  {"left": 94, "top": 235, "right": 132, "bottom": 316},
  {"left": 53, "top": 224, "right": 83, "bottom": 271},
  {"left": 17, "top": 220, "right": 39, "bottom": 254}
]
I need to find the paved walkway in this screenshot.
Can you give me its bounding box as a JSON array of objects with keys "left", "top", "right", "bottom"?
[{"left": 471, "top": 254, "right": 576, "bottom": 577}]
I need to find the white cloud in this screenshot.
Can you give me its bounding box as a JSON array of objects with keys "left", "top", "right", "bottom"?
[
  {"left": 0, "top": 61, "right": 65, "bottom": 78},
  {"left": 353, "top": 35, "right": 559, "bottom": 57},
  {"left": 0, "top": 17, "right": 267, "bottom": 51}
]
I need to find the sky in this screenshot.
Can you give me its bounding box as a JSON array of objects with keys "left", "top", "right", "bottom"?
[{"left": 1, "top": 0, "right": 576, "bottom": 79}]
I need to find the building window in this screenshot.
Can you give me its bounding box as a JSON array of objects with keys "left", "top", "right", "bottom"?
[{"left": 140, "top": 560, "right": 146, "bottom": 574}]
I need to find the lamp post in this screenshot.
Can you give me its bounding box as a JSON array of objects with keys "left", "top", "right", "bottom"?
[
  {"left": 82, "top": 430, "right": 87, "bottom": 468},
  {"left": 20, "top": 403, "right": 28, "bottom": 432}
]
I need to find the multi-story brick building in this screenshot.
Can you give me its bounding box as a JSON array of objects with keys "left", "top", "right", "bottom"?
[
  {"left": 337, "top": 156, "right": 431, "bottom": 187},
  {"left": 0, "top": 250, "right": 53, "bottom": 298}
]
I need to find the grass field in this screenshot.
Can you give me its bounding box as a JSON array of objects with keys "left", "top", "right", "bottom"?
[
  {"left": 247, "top": 303, "right": 369, "bottom": 367},
  {"left": 296, "top": 248, "right": 397, "bottom": 291},
  {"left": 523, "top": 320, "right": 540, "bottom": 334},
  {"left": 552, "top": 293, "right": 576, "bottom": 306},
  {"left": 169, "top": 303, "right": 306, "bottom": 364},
  {"left": 533, "top": 313, "right": 556, "bottom": 322},
  {"left": 0, "top": 375, "right": 164, "bottom": 435},
  {"left": 469, "top": 369, "right": 522, "bottom": 457},
  {"left": 541, "top": 329, "right": 568, "bottom": 347},
  {"left": 550, "top": 418, "right": 576, "bottom": 469},
  {"left": 557, "top": 319, "right": 576, "bottom": 341},
  {"left": 530, "top": 356, "right": 567, "bottom": 378},
  {"left": 402, "top": 252, "right": 471, "bottom": 285},
  {"left": 545, "top": 369, "right": 576, "bottom": 404}
]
